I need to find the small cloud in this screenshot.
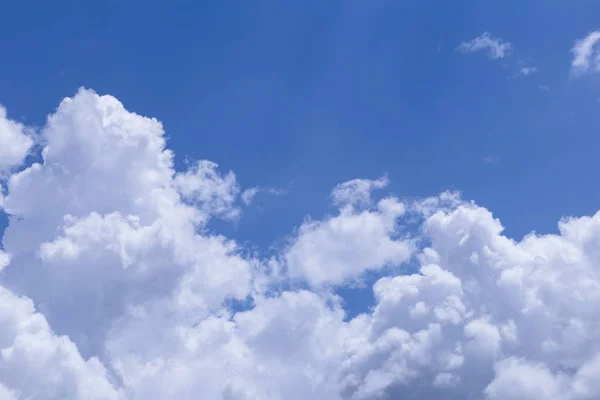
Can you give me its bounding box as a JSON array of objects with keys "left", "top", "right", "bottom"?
[
  {"left": 538, "top": 85, "right": 550, "bottom": 92},
  {"left": 0, "top": 251, "right": 10, "bottom": 272},
  {"left": 571, "top": 30, "right": 600, "bottom": 76},
  {"left": 241, "top": 186, "right": 288, "bottom": 206},
  {"left": 267, "top": 187, "right": 288, "bottom": 196},
  {"left": 482, "top": 155, "right": 499, "bottom": 164},
  {"left": 517, "top": 66, "right": 537, "bottom": 76},
  {"left": 509, "top": 65, "right": 537, "bottom": 79},
  {"left": 174, "top": 160, "right": 241, "bottom": 220},
  {"left": 241, "top": 187, "right": 259, "bottom": 205},
  {"left": 457, "top": 32, "right": 512, "bottom": 59}
]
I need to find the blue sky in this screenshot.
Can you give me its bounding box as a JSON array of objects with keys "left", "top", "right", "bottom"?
[
  {"left": 2, "top": 1, "right": 600, "bottom": 246},
  {"left": 2, "top": 3, "right": 600, "bottom": 399}
]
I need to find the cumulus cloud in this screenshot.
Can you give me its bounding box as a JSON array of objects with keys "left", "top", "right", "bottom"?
[
  {"left": 174, "top": 160, "right": 240, "bottom": 220},
  {"left": 0, "top": 88, "right": 252, "bottom": 358},
  {"left": 0, "top": 251, "right": 9, "bottom": 272},
  {"left": 0, "top": 285, "right": 123, "bottom": 399},
  {"left": 0, "top": 106, "right": 33, "bottom": 176},
  {"left": 571, "top": 31, "right": 600, "bottom": 76},
  {"left": 285, "top": 194, "right": 411, "bottom": 287},
  {"left": 2, "top": 88, "right": 600, "bottom": 400},
  {"left": 331, "top": 176, "right": 389, "bottom": 209},
  {"left": 457, "top": 32, "right": 512, "bottom": 59}
]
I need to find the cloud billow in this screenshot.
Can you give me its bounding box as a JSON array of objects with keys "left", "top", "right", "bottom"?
[{"left": 571, "top": 30, "right": 600, "bottom": 76}]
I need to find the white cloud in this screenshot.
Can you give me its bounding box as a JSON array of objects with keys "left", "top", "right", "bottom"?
[
  {"left": 516, "top": 66, "right": 537, "bottom": 77},
  {"left": 331, "top": 176, "right": 389, "bottom": 209},
  {"left": 0, "top": 88, "right": 253, "bottom": 358},
  {"left": 0, "top": 250, "right": 9, "bottom": 271},
  {"left": 241, "top": 187, "right": 259, "bottom": 205},
  {"left": 484, "top": 358, "right": 567, "bottom": 399},
  {"left": 241, "top": 186, "right": 288, "bottom": 206},
  {"left": 0, "top": 106, "right": 33, "bottom": 176},
  {"left": 458, "top": 32, "right": 512, "bottom": 59},
  {"left": 571, "top": 31, "right": 600, "bottom": 76},
  {"left": 174, "top": 160, "right": 241, "bottom": 220},
  {"left": 482, "top": 155, "right": 499, "bottom": 164},
  {"left": 267, "top": 187, "right": 288, "bottom": 196},
  {"left": 2, "top": 89, "right": 600, "bottom": 399},
  {"left": 0, "top": 383, "right": 18, "bottom": 400},
  {"left": 284, "top": 180, "right": 410, "bottom": 287}
]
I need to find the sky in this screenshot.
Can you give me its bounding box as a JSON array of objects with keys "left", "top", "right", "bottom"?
[{"left": 2, "top": 1, "right": 600, "bottom": 399}]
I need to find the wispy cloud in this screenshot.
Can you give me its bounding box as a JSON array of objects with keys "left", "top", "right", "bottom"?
[
  {"left": 571, "top": 30, "right": 600, "bottom": 76},
  {"left": 457, "top": 32, "right": 512, "bottom": 59},
  {"left": 241, "top": 187, "right": 260, "bottom": 205},
  {"left": 517, "top": 66, "right": 537, "bottom": 76},
  {"left": 267, "top": 187, "right": 288, "bottom": 196},
  {"left": 509, "top": 65, "right": 537, "bottom": 79},
  {"left": 482, "top": 155, "right": 499, "bottom": 164},
  {"left": 241, "top": 186, "right": 288, "bottom": 206}
]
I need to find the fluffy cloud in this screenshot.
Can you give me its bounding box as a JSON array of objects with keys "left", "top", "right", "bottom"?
[
  {"left": 571, "top": 31, "right": 600, "bottom": 76},
  {"left": 457, "top": 32, "right": 512, "bottom": 59},
  {"left": 0, "top": 106, "right": 33, "bottom": 176},
  {"left": 2, "top": 88, "right": 600, "bottom": 399},
  {"left": 0, "top": 252, "right": 9, "bottom": 272},
  {"left": 0, "top": 285, "right": 123, "bottom": 399},
  {"left": 174, "top": 160, "right": 240, "bottom": 220},
  {"left": 284, "top": 192, "right": 412, "bottom": 287},
  {"left": 0, "top": 88, "right": 253, "bottom": 358}
]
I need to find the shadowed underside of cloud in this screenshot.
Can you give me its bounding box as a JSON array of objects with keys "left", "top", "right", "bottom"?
[{"left": 1, "top": 89, "right": 600, "bottom": 399}]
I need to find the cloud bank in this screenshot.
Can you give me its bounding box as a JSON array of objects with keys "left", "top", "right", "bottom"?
[{"left": 1, "top": 89, "right": 600, "bottom": 399}]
